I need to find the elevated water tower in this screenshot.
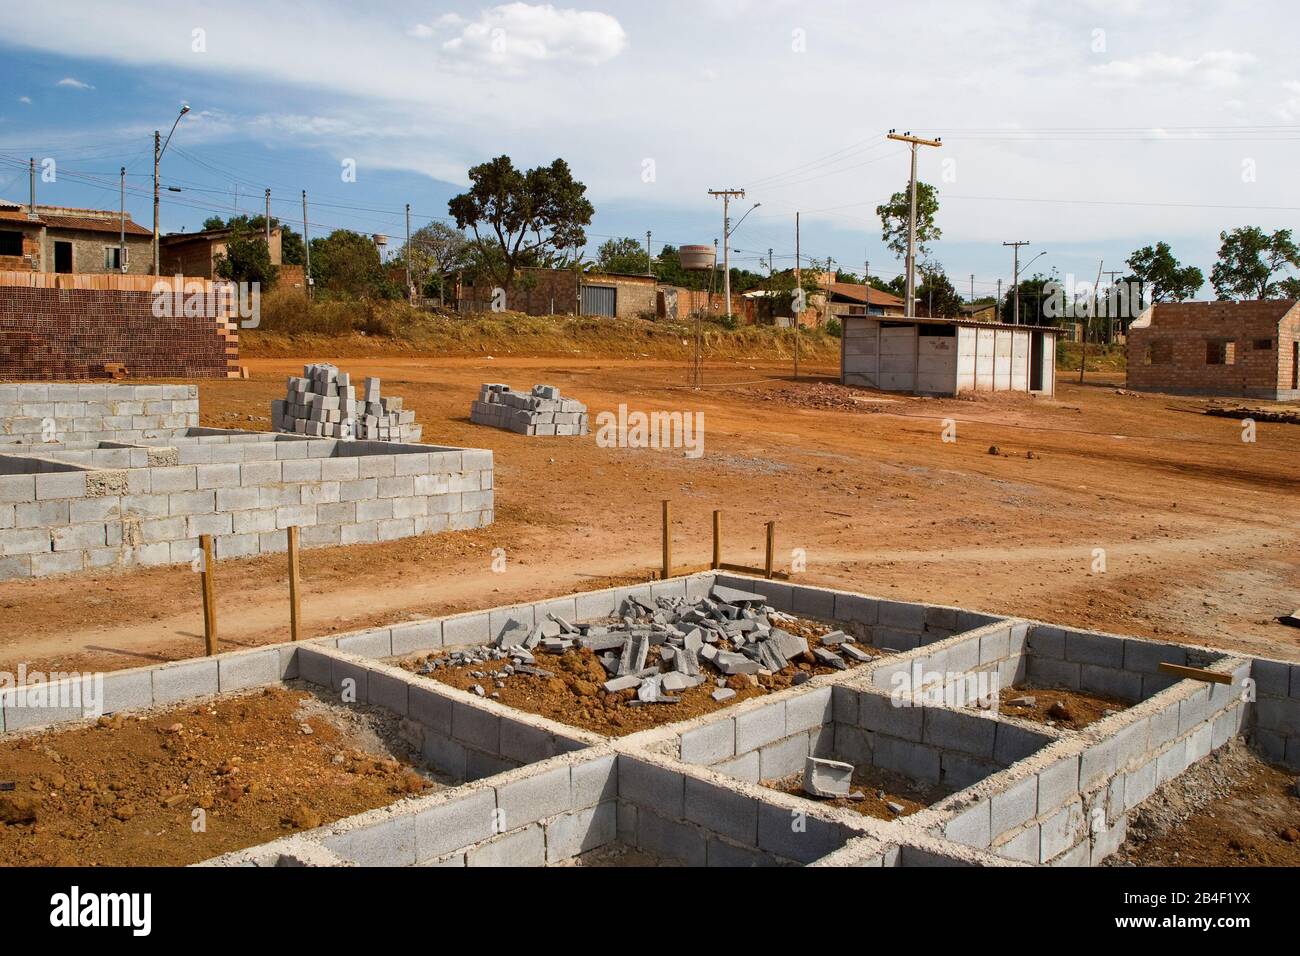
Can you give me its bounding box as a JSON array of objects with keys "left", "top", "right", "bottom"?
[{"left": 678, "top": 244, "right": 716, "bottom": 387}]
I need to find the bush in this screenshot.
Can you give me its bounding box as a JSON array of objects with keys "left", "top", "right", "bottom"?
[{"left": 824, "top": 317, "right": 842, "bottom": 337}]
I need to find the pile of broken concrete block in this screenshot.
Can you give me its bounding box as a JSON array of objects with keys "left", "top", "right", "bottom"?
[
  {"left": 272, "top": 363, "right": 421, "bottom": 441},
  {"left": 469, "top": 383, "right": 588, "bottom": 436},
  {"left": 420, "top": 583, "right": 876, "bottom": 704}
]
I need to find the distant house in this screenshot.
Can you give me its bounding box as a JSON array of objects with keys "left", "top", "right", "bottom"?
[
  {"left": 826, "top": 282, "right": 905, "bottom": 320},
  {"left": 1126, "top": 300, "right": 1300, "bottom": 400},
  {"left": 0, "top": 199, "right": 152, "bottom": 274},
  {"left": 160, "top": 225, "right": 284, "bottom": 279},
  {"left": 459, "top": 267, "right": 658, "bottom": 319},
  {"left": 959, "top": 302, "right": 998, "bottom": 322}
]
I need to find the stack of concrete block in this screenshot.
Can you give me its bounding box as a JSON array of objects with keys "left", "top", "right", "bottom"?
[
  {"left": 470, "top": 383, "right": 588, "bottom": 436},
  {"left": 272, "top": 364, "right": 421, "bottom": 442},
  {"left": 0, "top": 383, "right": 198, "bottom": 445}
]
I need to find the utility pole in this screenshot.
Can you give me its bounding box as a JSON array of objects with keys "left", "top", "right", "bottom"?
[
  {"left": 264, "top": 189, "right": 271, "bottom": 248},
  {"left": 1081, "top": 260, "right": 1103, "bottom": 383},
  {"left": 1102, "top": 268, "right": 1123, "bottom": 342},
  {"left": 302, "top": 190, "right": 312, "bottom": 300},
  {"left": 996, "top": 279, "right": 1002, "bottom": 320},
  {"left": 646, "top": 230, "right": 653, "bottom": 276},
  {"left": 119, "top": 166, "right": 126, "bottom": 273},
  {"left": 152, "top": 131, "right": 161, "bottom": 274},
  {"left": 28, "top": 158, "right": 36, "bottom": 219},
  {"left": 708, "top": 188, "right": 745, "bottom": 319},
  {"left": 768, "top": 247, "right": 774, "bottom": 278},
  {"left": 1002, "top": 241, "right": 1030, "bottom": 325},
  {"left": 970, "top": 273, "right": 975, "bottom": 303},
  {"left": 405, "top": 203, "right": 413, "bottom": 302},
  {"left": 886, "top": 131, "right": 942, "bottom": 318}
]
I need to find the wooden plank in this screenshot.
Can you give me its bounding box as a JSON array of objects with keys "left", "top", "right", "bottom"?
[
  {"left": 199, "top": 534, "right": 218, "bottom": 656},
  {"left": 711, "top": 510, "right": 722, "bottom": 570},
  {"left": 287, "top": 525, "right": 302, "bottom": 642},
  {"left": 661, "top": 500, "right": 672, "bottom": 581},
  {"left": 764, "top": 521, "right": 775, "bottom": 579},
  {"left": 1157, "top": 662, "right": 1231, "bottom": 685}
]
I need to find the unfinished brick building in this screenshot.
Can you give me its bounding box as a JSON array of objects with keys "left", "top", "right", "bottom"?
[{"left": 1126, "top": 299, "right": 1300, "bottom": 399}]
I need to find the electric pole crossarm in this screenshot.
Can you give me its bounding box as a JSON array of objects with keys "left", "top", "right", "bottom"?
[{"left": 885, "top": 130, "right": 941, "bottom": 319}]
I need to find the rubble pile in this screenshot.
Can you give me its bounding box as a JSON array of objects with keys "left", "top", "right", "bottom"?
[
  {"left": 273, "top": 363, "right": 422, "bottom": 441},
  {"left": 417, "top": 584, "right": 878, "bottom": 703}
]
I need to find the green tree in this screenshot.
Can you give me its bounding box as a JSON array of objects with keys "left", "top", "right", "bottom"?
[
  {"left": 396, "top": 221, "right": 470, "bottom": 302},
  {"left": 214, "top": 222, "right": 279, "bottom": 289},
  {"left": 916, "top": 266, "right": 963, "bottom": 317},
  {"left": 999, "top": 271, "right": 1059, "bottom": 325},
  {"left": 1211, "top": 226, "right": 1300, "bottom": 300},
  {"left": 308, "top": 229, "right": 399, "bottom": 300},
  {"left": 876, "top": 180, "right": 941, "bottom": 260},
  {"left": 447, "top": 155, "right": 594, "bottom": 294},
  {"left": 1125, "top": 242, "right": 1203, "bottom": 302},
  {"left": 202, "top": 214, "right": 305, "bottom": 266},
  {"left": 595, "top": 236, "right": 651, "bottom": 274}
]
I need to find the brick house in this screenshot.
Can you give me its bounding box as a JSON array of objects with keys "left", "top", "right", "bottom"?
[
  {"left": 460, "top": 267, "right": 657, "bottom": 318},
  {"left": 1126, "top": 300, "right": 1300, "bottom": 400},
  {"left": 160, "top": 225, "right": 284, "bottom": 278},
  {"left": 0, "top": 199, "right": 152, "bottom": 274}
]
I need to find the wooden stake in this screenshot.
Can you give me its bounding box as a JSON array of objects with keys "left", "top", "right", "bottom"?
[
  {"left": 199, "top": 534, "right": 217, "bottom": 656},
  {"left": 661, "top": 499, "right": 672, "bottom": 579},
  {"left": 764, "top": 521, "right": 775, "bottom": 579},
  {"left": 711, "top": 510, "right": 722, "bottom": 570},
  {"left": 287, "top": 525, "right": 302, "bottom": 642}
]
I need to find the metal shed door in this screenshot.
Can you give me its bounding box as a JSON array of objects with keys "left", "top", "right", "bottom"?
[{"left": 581, "top": 284, "right": 617, "bottom": 317}]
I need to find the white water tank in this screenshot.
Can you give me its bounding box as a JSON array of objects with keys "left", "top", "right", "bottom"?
[{"left": 679, "top": 244, "right": 715, "bottom": 271}]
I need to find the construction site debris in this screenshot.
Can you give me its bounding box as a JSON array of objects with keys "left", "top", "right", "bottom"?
[
  {"left": 273, "top": 363, "right": 422, "bottom": 441},
  {"left": 470, "top": 383, "right": 588, "bottom": 436}
]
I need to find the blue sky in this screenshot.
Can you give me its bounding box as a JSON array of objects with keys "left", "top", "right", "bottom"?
[{"left": 2, "top": 0, "right": 1298, "bottom": 299}]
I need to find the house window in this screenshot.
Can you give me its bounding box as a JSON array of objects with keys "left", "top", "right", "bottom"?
[
  {"left": 103, "top": 246, "right": 125, "bottom": 270},
  {"left": 1206, "top": 340, "right": 1235, "bottom": 365},
  {"left": 0, "top": 231, "right": 22, "bottom": 256},
  {"left": 1144, "top": 340, "right": 1172, "bottom": 365},
  {"left": 1252, "top": 338, "right": 1273, "bottom": 350}
]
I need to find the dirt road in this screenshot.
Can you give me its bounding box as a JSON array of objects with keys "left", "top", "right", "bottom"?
[{"left": 1, "top": 354, "right": 1296, "bottom": 675}]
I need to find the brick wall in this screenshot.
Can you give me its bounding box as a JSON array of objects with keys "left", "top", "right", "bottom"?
[
  {"left": 0, "top": 284, "right": 239, "bottom": 380},
  {"left": 1126, "top": 300, "right": 1300, "bottom": 399}
]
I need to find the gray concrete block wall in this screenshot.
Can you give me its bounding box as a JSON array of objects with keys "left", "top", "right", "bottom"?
[
  {"left": 0, "top": 431, "right": 494, "bottom": 580},
  {"left": 1248, "top": 657, "right": 1300, "bottom": 769},
  {"left": 0, "top": 383, "right": 198, "bottom": 445}
]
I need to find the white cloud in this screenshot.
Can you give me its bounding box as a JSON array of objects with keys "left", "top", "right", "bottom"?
[
  {"left": 17, "top": 96, "right": 32, "bottom": 105},
  {"left": 1091, "top": 50, "right": 1256, "bottom": 89},
  {"left": 1274, "top": 80, "right": 1300, "bottom": 121},
  {"left": 440, "top": 3, "right": 627, "bottom": 66},
  {"left": 55, "top": 77, "right": 94, "bottom": 90}
]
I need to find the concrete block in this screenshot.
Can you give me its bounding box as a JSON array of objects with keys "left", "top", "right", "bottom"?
[
  {"left": 993, "top": 722, "right": 1048, "bottom": 765},
  {"left": 1036, "top": 755, "right": 1080, "bottom": 814},
  {"left": 735, "top": 701, "right": 787, "bottom": 753},
  {"left": 990, "top": 774, "right": 1038, "bottom": 838},
  {"left": 1027, "top": 624, "right": 1065, "bottom": 658},
  {"left": 635, "top": 809, "right": 706, "bottom": 866},
  {"left": 152, "top": 658, "right": 219, "bottom": 705},
  {"left": 368, "top": 671, "right": 410, "bottom": 716},
  {"left": 978, "top": 628, "right": 1011, "bottom": 664},
  {"left": 785, "top": 686, "right": 832, "bottom": 735},
  {"left": 759, "top": 733, "right": 811, "bottom": 780},
  {"left": 1156, "top": 737, "right": 1189, "bottom": 784},
  {"left": 295, "top": 647, "right": 334, "bottom": 687},
  {"left": 408, "top": 683, "right": 453, "bottom": 735},
  {"left": 1123, "top": 639, "right": 1188, "bottom": 675},
  {"left": 790, "top": 585, "right": 835, "bottom": 619},
  {"left": 1079, "top": 735, "right": 1118, "bottom": 791},
  {"left": 618, "top": 758, "right": 685, "bottom": 817},
  {"left": 330, "top": 658, "right": 370, "bottom": 702},
  {"left": 1026, "top": 656, "right": 1080, "bottom": 690},
  {"left": 680, "top": 719, "right": 736, "bottom": 765},
  {"left": 452, "top": 701, "right": 501, "bottom": 753},
  {"left": 1064, "top": 631, "right": 1124, "bottom": 668},
  {"left": 872, "top": 737, "right": 941, "bottom": 782},
  {"left": 323, "top": 815, "right": 417, "bottom": 867},
  {"left": 337, "top": 630, "right": 392, "bottom": 658},
  {"left": 996, "top": 824, "right": 1040, "bottom": 863},
  {"left": 217, "top": 648, "right": 280, "bottom": 693},
  {"left": 571, "top": 754, "right": 617, "bottom": 808},
  {"left": 756, "top": 802, "right": 845, "bottom": 864},
  {"left": 1079, "top": 665, "right": 1142, "bottom": 703},
  {"left": 877, "top": 600, "right": 926, "bottom": 631},
  {"left": 545, "top": 802, "right": 616, "bottom": 863},
  {"left": 684, "top": 775, "right": 758, "bottom": 844},
  {"left": 414, "top": 789, "right": 497, "bottom": 861},
  {"left": 944, "top": 799, "right": 991, "bottom": 848},
  {"left": 99, "top": 668, "right": 153, "bottom": 715},
  {"left": 923, "top": 708, "right": 996, "bottom": 758},
  {"left": 496, "top": 764, "right": 571, "bottom": 827},
  {"left": 1038, "top": 800, "right": 1084, "bottom": 863},
  {"left": 714, "top": 750, "right": 760, "bottom": 783},
  {"left": 442, "top": 612, "right": 491, "bottom": 648},
  {"left": 858, "top": 690, "right": 924, "bottom": 741},
  {"left": 1257, "top": 697, "right": 1300, "bottom": 736}
]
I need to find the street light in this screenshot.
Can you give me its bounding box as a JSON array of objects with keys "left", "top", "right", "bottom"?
[
  {"left": 153, "top": 104, "right": 191, "bottom": 275},
  {"left": 1012, "top": 250, "right": 1047, "bottom": 324}
]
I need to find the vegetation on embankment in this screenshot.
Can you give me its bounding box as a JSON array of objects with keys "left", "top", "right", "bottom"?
[
  {"left": 240, "top": 290, "right": 842, "bottom": 362},
  {"left": 1056, "top": 341, "right": 1127, "bottom": 372}
]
